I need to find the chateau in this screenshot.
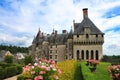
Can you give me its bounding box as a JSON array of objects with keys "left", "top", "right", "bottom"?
[{"left": 29, "top": 8, "right": 104, "bottom": 62}]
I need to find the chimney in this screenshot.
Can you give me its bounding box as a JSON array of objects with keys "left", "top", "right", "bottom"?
[
  {"left": 55, "top": 30, "right": 57, "bottom": 35},
  {"left": 62, "top": 30, "right": 67, "bottom": 34},
  {"left": 83, "top": 8, "right": 88, "bottom": 19}
]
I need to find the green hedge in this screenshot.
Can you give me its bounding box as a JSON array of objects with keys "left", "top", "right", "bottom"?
[
  {"left": 5, "top": 66, "right": 17, "bottom": 77},
  {"left": 0, "top": 66, "right": 5, "bottom": 79},
  {"left": 0, "top": 62, "right": 23, "bottom": 79}
]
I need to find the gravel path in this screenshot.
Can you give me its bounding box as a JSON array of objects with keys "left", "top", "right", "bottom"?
[{"left": 4, "top": 76, "right": 17, "bottom": 80}]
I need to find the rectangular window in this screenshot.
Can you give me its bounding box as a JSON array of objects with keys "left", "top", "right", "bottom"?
[
  {"left": 56, "top": 45, "right": 57, "bottom": 48},
  {"left": 55, "top": 55, "right": 57, "bottom": 59},
  {"left": 77, "top": 35, "right": 79, "bottom": 37},
  {"left": 50, "top": 55, "right": 52, "bottom": 59},
  {"left": 50, "top": 50, "right": 52, "bottom": 53},
  {"left": 56, "top": 50, "right": 57, "bottom": 53},
  {"left": 50, "top": 45, "right": 52, "bottom": 48}
]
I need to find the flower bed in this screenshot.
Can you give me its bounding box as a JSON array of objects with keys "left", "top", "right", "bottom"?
[
  {"left": 86, "top": 59, "right": 99, "bottom": 72},
  {"left": 17, "top": 58, "right": 61, "bottom": 80},
  {"left": 107, "top": 65, "right": 120, "bottom": 80}
]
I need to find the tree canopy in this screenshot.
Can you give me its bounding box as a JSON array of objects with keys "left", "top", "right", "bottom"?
[{"left": 0, "top": 44, "right": 28, "bottom": 54}]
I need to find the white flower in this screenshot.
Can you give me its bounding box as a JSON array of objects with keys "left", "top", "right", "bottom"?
[
  {"left": 34, "top": 63, "right": 38, "bottom": 66},
  {"left": 32, "top": 66, "right": 34, "bottom": 69},
  {"left": 52, "top": 68, "right": 57, "bottom": 71}
]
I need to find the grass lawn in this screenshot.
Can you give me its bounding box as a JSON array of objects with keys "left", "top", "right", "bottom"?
[
  {"left": 80, "top": 61, "right": 112, "bottom": 80},
  {"left": 57, "top": 60, "right": 112, "bottom": 80}
]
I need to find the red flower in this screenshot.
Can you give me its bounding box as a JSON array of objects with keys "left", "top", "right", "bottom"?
[{"left": 34, "top": 75, "right": 43, "bottom": 80}]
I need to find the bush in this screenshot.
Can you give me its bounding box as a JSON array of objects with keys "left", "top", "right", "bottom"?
[
  {"left": 15, "top": 64, "right": 23, "bottom": 74},
  {"left": 0, "top": 62, "right": 23, "bottom": 79},
  {"left": 17, "top": 74, "right": 32, "bottom": 80},
  {"left": 0, "top": 62, "right": 12, "bottom": 68},
  {"left": 18, "top": 58, "right": 61, "bottom": 80},
  {"left": 24, "top": 55, "right": 33, "bottom": 65},
  {"left": 4, "top": 55, "right": 13, "bottom": 63},
  {"left": 5, "top": 66, "right": 17, "bottom": 77},
  {"left": 0, "top": 66, "right": 5, "bottom": 79}
]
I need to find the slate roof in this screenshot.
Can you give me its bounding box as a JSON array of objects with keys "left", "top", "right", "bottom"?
[
  {"left": 68, "top": 29, "right": 73, "bottom": 39},
  {"left": 74, "top": 17, "right": 104, "bottom": 34},
  {"left": 48, "top": 33, "right": 68, "bottom": 44}
]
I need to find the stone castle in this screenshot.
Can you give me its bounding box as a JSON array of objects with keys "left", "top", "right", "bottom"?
[{"left": 29, "top": 8, "right": 104, "bottom": 62}]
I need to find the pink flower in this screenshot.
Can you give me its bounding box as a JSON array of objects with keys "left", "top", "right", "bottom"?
[
  {"left": 114, "top": 74, "right": 120, "bottom": 79},
  {"left": 51, "top": 61, "right": 56, "bottom": 64},
  {"left": 31, "top": 71, "right": 35, "bottom": 75},
  {"left": 39, "top": 71, "right": 46, "bottom": 74},
  {"left": 45, "top": 67, "right": 50, "bottom": 71},
  {"left": 41, "top": 65, "right": 46, "bottom": 69},
  {"left": 34, "top": 75, "right": 43, "bottom": 80},
  {"left": 58, "top": 69, "right": 62, "bottom": 74},
  {"left": 53, "top": 75, "right": 59, "bottom": 80}
]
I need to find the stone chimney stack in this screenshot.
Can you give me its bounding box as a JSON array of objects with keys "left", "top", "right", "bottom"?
[
  {"left": 55, "top": 30, "right": 57, "bottom": 35},
  {"left": 83, "top": 8, "right": 88, "bottom": 19}
]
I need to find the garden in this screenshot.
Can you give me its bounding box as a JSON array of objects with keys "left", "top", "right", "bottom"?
[
  {"left": 1, "top": 55, "right": 120, "bottom": 80},
  {"left": 17, "top": 59, "right": 115, "bottom": 80}
]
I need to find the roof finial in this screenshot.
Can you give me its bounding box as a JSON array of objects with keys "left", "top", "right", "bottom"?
[
  {"left": 73, "top": 19, "right": 75, "bottom": 23},
  {"left": 39, "top": 27, "right": 40, "bottom": 32}
]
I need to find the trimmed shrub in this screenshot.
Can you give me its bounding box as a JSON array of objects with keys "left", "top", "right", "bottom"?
[
  {"left": 0, "top": 62, "right": 23, "bottom": 79},
  {"left": 4, "top": 55, "right": 13, "bottom": 63},
  {"left": 5, "top": 66, "right": 17, "bottom": 77},
  {"left": 0, "top": 66, "right": 4, "bottom": 79},
  {"left": 0, "top": 62, "right": 12, "bottom": 68},
  {"left": 15, "top": 64, "right": 23, "bottom": 74}
]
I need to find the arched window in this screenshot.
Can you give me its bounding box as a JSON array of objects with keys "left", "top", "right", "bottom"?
[
  {"left": 77, "top": 50, "right": 80, "bottom": 60},
  {"left": 81, "top": 50, "right": 84, "bottom": 59},
  {"left": 91, "top": 50, "right": 94, "bottom": 59},
  {"left": 96, "top": 50, "right": 99, "bottom": 60},
  {"left": 86, "top": 50, "right": 89, "bottom": 59}
]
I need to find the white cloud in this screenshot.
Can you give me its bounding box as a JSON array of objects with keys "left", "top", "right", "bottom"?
[
  {"left": 103, "top": 30, "right": 120, "bottom": 55},
  {"left": 0, "top": 0, "right": 120, "bottom": 55},
  {"left": 0, "top": 33, "right": 32, "bottom": 47}
]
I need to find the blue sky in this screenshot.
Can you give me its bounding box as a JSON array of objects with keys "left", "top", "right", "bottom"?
[{"left": 0, "top": 0, "right": 120, "bottom": 55}]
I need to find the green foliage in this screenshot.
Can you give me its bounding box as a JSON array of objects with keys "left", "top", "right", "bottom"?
[
  {"left": 57, "top": 60, "right": 113, "bottom": 80},
  {"left": 74, "top": 61, "right": 84, "bottom": 80},
  {"left": 0, "top": 44, "right": 28, "bottom": 54},
  {"left": 0, "top": 62, "right": 23, "bottom": 79},
  {"left": 15, "top": 64, "right": 23, "bottom": 74},
  {"left": 5, "top": 66, "right": 17, "bottom": 77},
  {"left": 57, "top": 60, "right": 78, "bottom": 80},
  {"left": 0, "top": 62, "right": 12, "bottom": 68},
  {"left": 80, "top": 61, "right": 112, "bottom": 80},
  {"left": 17, "top": 74, "right": 32, "bottom": 80},
  {"left": 4, "top": 55, "right": 13, "bottom": 63},
  {"left": 24, "top": 55, "right": 33, "bottom": 65},
  {"left": 0, "top": 66, "right": 5, "bottom": 79}
]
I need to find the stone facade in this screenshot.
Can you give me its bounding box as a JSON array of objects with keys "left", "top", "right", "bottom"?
[{"left": 29, "top": 8, "right": 104, "bottom": 62}]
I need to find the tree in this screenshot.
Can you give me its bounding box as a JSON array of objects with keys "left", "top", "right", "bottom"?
[
  {"left": 4, "top": 55, "right": 13, "bottom": 63},
  {"left": 24, "top": 55, "right": 33, "bottom": 65}
]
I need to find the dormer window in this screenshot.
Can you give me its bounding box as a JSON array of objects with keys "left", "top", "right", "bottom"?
[{"left": 77, "top": 35, "right": 79, "bottom": 37}]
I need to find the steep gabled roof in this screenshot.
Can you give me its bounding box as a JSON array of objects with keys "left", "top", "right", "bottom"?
[
  {"left": 74, "top": 17, "right": 103, "bottom": 34},
  {"left": 74, "top": 8, "right": 104, "bottom": 35}
]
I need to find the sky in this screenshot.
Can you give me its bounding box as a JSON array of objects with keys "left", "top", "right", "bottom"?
[{"left": 0, "top": 0, "right": 120, "bottom": 55}]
